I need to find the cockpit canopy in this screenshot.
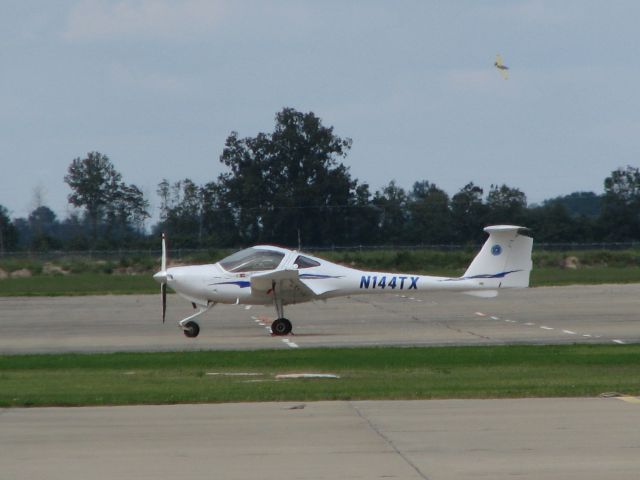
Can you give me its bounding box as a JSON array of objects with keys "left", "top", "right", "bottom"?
[{"left": 218, "top": 247, "right": 285, "bottom": 273}]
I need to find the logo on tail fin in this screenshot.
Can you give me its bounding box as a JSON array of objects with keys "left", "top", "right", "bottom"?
[{"left": 491, "top": 244, "right": 502, "bottom": 256}]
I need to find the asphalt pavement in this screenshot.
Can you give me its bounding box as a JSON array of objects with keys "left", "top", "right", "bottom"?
[
  {"left": 0, "top": 284, "right": 638, "bottom": 353},
  {"left": 2, "top": 398, "right": 639, "bottom": 480}
]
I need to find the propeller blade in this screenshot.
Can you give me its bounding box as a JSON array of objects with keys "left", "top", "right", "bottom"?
[
  {"left": 161, "top": 282, "right": 167, "bottom": 324},
  {"left": 161, "top": 233, "right": 167, "bottom": 272}
]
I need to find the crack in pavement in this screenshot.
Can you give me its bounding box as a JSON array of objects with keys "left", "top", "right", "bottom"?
[
  {"left": 350, "top": 402, "right": 431, "bottom": 480},
  {"left": 435, "top": 321, "right": 497, "bottom": 342}
]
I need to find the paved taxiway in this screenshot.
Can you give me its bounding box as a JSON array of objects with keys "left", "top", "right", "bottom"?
[
  {"left": 2, "top": 398, "right": 640, "bottom": 479},
  {"left": 0, "top": 284, "right": 638, "bottom": 353}
]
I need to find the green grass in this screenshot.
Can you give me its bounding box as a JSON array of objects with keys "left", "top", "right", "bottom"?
[
  {"left": 1, "top": 345, "right": 639, "bottom": 407},
  {"left": 0, "top": 273, "right": 158, "bottom": 296},
  {"left": 531, "top": 266, "right": 640, "bottom": 286}
]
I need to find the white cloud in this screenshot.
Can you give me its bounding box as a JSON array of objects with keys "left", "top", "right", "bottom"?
[{"left": 63, "top": 0, "right": 225, "bottom": 41}]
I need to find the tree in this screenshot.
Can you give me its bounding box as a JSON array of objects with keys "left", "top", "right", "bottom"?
[
  {"left": 201, "top": 181, "right": 237, "bottom": 246},
  {"left": 599, "top": 165, "right": 640, "bottom": 240},
  {"left": 217, "top": 108, "right": 355, "bottom": 246},
  {"left": 485, "top": 184, "right": 527, "bottom": 225},
  {"left": 527, "top": 202, "right": 580, "bottom": 242},
  {"left": 543, "top": 191, "right": 602, "bottom": 219},
  {"left": 64, "top": 152, "right": 121, "bottom": 240},
  {"left": 105, "top": 183, "right": 149, "bottom": 240},
  {"left": 64, "top": 152, "right": 149, "bottom": 244},
  {"left": 0, "top": 205, "right": 18, "bottom": 253},
  {"left": 451, "top": 182, "right": 488, "bottom": 243},
  {"left": 157, "top": 179, "right": 172, "bottom": 224},
  {"left": 408, "top": 181, "right": 452, "bottom": 244},
  {"left": 345, "top": 182, "right": 381, "bottom": 245},
  {"left": 58, "top": 213, "right": 90, "bottom": 250},
  {"left": 155, "top": 179, "right": 204, "bottom": 246},
  {"left": 28, "top": 206, "right": 60, "bottom": 250},
  {"left": 28, "top": 206, "right": 57, "bottom": 235},
  {"left": 373, "top": 181, "right": 409, "bottom": 244}
]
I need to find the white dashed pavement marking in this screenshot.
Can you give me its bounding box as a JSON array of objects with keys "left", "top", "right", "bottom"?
[{"left": 475, "top": 311, "right": 626, "bottom": 345}]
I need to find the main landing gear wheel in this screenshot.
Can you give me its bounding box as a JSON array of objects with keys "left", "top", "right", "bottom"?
[
  {"left": 271, "top": 318, "right": 292, "bottom": 336},
  {"left": 183, "top": 321, "right": 200, "bottom": 338}
]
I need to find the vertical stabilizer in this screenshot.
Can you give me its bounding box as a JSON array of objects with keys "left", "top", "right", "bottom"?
[{"left": 463, "top": 225, "right": 533, "bottom": 288}]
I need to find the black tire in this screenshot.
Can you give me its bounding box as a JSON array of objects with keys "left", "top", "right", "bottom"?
[
  {"left": 271, "top": 318, "right": 292, "bottom": 336},
  {"left": 183, "top": 321, "right": 200, "bottom": 338},
  {"left": 283, "top": 318, "right": 293, "bottom": 335}
]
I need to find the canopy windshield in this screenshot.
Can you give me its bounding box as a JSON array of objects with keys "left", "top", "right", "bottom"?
[{"left": 218, "top": 247, "right": 284, "bottom": 273}]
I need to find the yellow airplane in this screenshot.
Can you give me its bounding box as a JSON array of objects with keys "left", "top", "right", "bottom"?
[{"left": 494, "top": 54, "right": 509, "bottom": 79}]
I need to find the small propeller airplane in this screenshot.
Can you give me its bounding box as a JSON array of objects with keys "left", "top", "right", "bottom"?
[
  {"left": 153, "top": 225, "right": 533, "bottom": 338},
  {"left": 494, "top": 54, "right": 509, "bottom": 79}
]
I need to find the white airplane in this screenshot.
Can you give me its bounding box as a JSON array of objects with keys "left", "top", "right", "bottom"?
[{"left": 153, "top": 225, "right": 533, "bottom": 338}]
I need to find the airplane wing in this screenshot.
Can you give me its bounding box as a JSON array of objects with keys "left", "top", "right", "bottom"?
[
  {"left": 495, "top": 54, "right": 509, "bottom": 79},
  {"left": 250, "top": 269, "right": 341, "bottom": 298},
  {"left": 250, "top": 269, "right": 319, "bottom": 298},
  {"left": 250, "top": 269, "right": 300, "bottom": 291}
]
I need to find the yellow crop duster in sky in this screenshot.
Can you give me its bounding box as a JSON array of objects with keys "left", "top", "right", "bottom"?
[{"left": 495, "top": 54, "right": 509, "bottom": 79}]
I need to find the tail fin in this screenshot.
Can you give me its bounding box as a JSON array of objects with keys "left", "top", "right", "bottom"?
[{"left": 463, "top": 225, "right": 533, "bottom": 288}]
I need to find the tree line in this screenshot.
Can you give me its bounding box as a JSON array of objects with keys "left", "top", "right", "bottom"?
[{"left": 1, "top": 107, "right": 640, "bottom": 253}]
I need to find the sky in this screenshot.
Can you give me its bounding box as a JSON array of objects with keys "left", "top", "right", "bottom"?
[{"left": 2, "top": 0, "right": 640, "bottom": 223}]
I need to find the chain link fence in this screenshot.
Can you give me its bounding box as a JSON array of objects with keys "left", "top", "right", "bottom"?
[{"left": 1, "top": 242, "right": 639, "bottom": 261}]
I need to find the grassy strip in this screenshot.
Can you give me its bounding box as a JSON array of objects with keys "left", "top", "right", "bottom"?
[
  {"left": 2, "top": 267, "right": 640, "bottom": 296},
  {"left": 0, "top": 273, "right": 158, "bottom": 296},
  {"left": 1, "top": 345, "right": 639, "bottom": 407},
  {"left": 531, "top": 266, "right": 640, "bottom": 286}
]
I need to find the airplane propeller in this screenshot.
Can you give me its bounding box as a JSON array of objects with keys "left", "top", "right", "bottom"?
[
  {"left": 161, "top": 282, "right": 167, "bottom": 324},
  {"left": 153, "top": 233, "right": 169, "bottom": 323}
]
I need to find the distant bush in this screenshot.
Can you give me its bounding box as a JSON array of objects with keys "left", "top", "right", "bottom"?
[
  {"left": 532, "top": 250, "right": 640, "bottom": 268},
  {"left": 0, "top": 259, "right": 44, "bottom": 275}
]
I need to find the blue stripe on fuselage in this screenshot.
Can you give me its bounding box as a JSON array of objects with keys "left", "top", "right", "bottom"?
[
  {"left": 440, "top": 270, "right": 522, "bottom": 281},
  {"left": 211, "top": 281, "right": 251, "bottom": 288}
]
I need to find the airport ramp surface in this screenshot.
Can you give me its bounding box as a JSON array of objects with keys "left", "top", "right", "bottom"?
[{"left": 2, "top": 398, "right": 639, "bottom": 480}]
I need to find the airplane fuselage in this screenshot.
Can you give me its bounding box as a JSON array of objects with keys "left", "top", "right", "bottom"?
[{"left": 164, "top": 256, "right": 500, "bottom": 307}]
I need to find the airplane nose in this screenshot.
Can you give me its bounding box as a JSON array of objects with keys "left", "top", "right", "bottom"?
[{"left": 153, "top": 271, "right": 168, "bottom": 284}]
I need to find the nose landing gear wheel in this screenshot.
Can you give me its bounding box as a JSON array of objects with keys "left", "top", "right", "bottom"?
[
  {"left": 271, "top": 318, "right": 292, "bottom": 336},
  {"left": 183, "top": 321, "right": 200, "bottom": 338}
]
